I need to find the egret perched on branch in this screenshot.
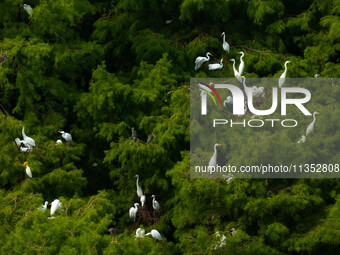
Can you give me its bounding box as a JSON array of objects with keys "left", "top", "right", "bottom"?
[
  {"left": 23, "top": 4, "right": 33, "bottom": 16},
  {"left": 22, "top": 126, "right": 36, "bottom": 148},
  {"left": 49, "top": 199, "right": 62, "bottom": 218},
  {"left": 56, "top": 139, "right": 63, "bottom": 144},
  {"left": 15, "top": 138, "right": 32, "bottom": 152},
  {"left": 238, "top": 51, "right": 245, "bottom": 76},
  {"left": 209, "top": 144, "right": 221, "bottom": 169},
  {"left": 131, "top": 127, "right": 137, "bottom": 142},
  {"left": 223, "top": 96, "right": 233, "bottom": 107},
  {"left": 151, "top": 195, "right": 160, "bottom": 210},
  {"left": 221, "top": 32, "right": 230, "bottom": 54},
  {"left": 306, "top": 112, "right": 320, "bottom": 136},
  {"left": 297, "top": 135, "right": 306, "bottom": 143},
  {"left": 136, "top": 228, "right": 145, "bottom": 238},
  {"left": 39, "top": 201, "right": 48, "bottom": 211},
  {"left": 140, "top": 195, "right": 146, "bottom": 207},
  {"left": 0, "top": 55, "right": 7, "bottom": 63},
  {"left": 135, "top": 175, "right": 143, "bottom": 197},
  {"left": 145, "top": 229, "right": 162, "bottom": 241},
  {"left": 23, "top": 162, "right": 32, "bottom": 178},
  {"left": 58, "top": 131, "right": 72, "bottom": 142},
  {"left": 213, "top": 231, "right": 226, "bottom": 250},
  {"left": 230, "top": 59, "right": 242, "bottom": 82},
  {"left": 147, "top": 133, "right": 155, "bottom": 144},
  {"left": 208, "top": 58, "right": 223, "bottom": 70},
  {"left": 195, "top": 52, "right": 212, "bottom": 70},
  {"left": 129, "top": 203, "right": 139, "bottom": 221},
  {"left": 278, "top": 61, "right": 292, "bottom": 88}
]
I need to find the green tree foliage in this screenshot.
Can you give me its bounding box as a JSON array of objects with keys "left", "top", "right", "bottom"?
[{"left": 0, "top": 0, "right": 339, "bottom": 254}]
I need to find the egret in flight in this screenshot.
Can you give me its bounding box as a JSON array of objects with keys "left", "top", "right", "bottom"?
[
  {"left": 195, "top": 52, "right": 212, "bottom": 70},
  {"left": 279, "top": 61, "right": 292, "bottom": 88},
  {"left": 39, "top": 201, "right": 48, "bottom": 211},
  {"left": 151, "top": 195, "right": 160, "bottom": 210},
  {"left": 136, "top": 228, "right": 145, "bottom": 238},
  {"left": 238, "top": 51, "right": 245, "bottom": 76},
  {"left": 129, "top": 203, "right": 139, "bottom": 221},
  {"left": 23, "top": 4, "right": 33, "bottom": 16},
  {"left": 306, "top": 111, "right": 320, "bottom": 136},
  {"left": 145, "top": 229, "right": 162, "bottom": 241},
  {"left": 58, "top": 131, "right": 72, "bottom": 142},
  {"left": 209, "top": 144, "right": 221, "bottom": 169},
  {"left": 135, "top": 175, "right": 143, "bottom": 197},
  {"left": 221, "top": 32, "right": 230, "bottom": 54},
  {"left": 23, "top": 162, "right": 32, "bottom": 178},
  {"left": 208, "top": 58, "right": 223, "bottom": 70}
]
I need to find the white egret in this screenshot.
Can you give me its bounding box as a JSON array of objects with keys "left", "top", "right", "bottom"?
[
  {"left": 238, "top": 51, "right": 245, "bottom": 76},
  {"left": 278, "top": 61, "right": 292, "bottom": 88},
  {"left": 136, "top": 228, "right": 145, "bottom": 238},
  {"left": 23, "top": 162, "right": 32, "bottom": 178},
  {"left": 145, "top": 229, "right": 162, "bottom": 241},
  {"left": 15, "top": 138, "right": 32, "bottom": 152},
  {"left": 56, "top": 139, "right": 63, "bottom": 144},
  {"left": 230, "top": 59, "right": 242, "bottom": 82},
  {"left": 221, "top": 32, "right": 230, "bottom": 54},
  {"left": 151, "top": 195, "right": 160, "bottom": 210},
  {"left": 195, "top": 52, "right": 212, "bottom": 70},
  {"left": 108, "top": 228, "right": 119, "bottom": 236},
  {"left": 213, "top": 231, "right": 226, "bottom": 250},
  {"left": 297, "top": 135, "right": 306, "bottom": 143},
  {"left": 22, "top": 126, "right": 36, "bottom": 148},
  {"left": 58, "top": 131, "right": 72, "bottom": 142},
  {"left": 208, "top": 58, "right": 223, "bottom": 70},
  {"left": 222, "top": 174, "right": 234, "bottom": 184},
  {"left": 140, "top": 195, "right": 146, "bottom": 207},
  {"left": 49, "top": 199, "right": 62, "bottom": 217},
  {"left": 135, "top": 175, "right": 143, "bottom": 197},
  {"left": 209, "top": 143, "right": 221, "bottom": 169},
  {"left": 223, "top": 96, "right": 233, "bottom": 107},
  {"left": 23, "top": 4, "right": 33, "bottom": 16},
  {"left": 306, "top": 111, "right": 320, "bottom": 136},
  {"left": 314, "top": 73, "right": 319, "bottom": 78},
  {"left": 131, "top": 127, "right": 137, "bottom": 142},
  {"left": 0, "top": 55, "right": 7, "bottom": 63},
  {"left": 39, "top": 201, "right": 48, "bottom": 211},
  {"left": 129, "top": 203, "right": 139, "bottom": 221},
  {"left": 241, "top": 76, "right": 264, "bottom": 98}
]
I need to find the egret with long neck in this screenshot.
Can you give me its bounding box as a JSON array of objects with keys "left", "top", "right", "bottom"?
[
  {"left": 279, "top": 61, "right": 292, "bottom": 88},
  {"left": 306, "top": 111, "right": 320, "bottom": 136},
  {"left": 209, "top": 144, "right": 221, "bottom": 169}
]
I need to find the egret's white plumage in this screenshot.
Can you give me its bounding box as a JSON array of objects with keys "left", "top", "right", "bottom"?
[
  {"left": 50, "top": 199, "right": 62, "bottom": 216},
  {"left": 213, "top": 231, "right": 226, "bottom": 250},
  {"left": 297, "top": 135, "right": 306, "bottom": 143},
  {"left": 221, "top": 32, "right": 230, "bottom": 54},
  {"left": 145, "top": 229, "right": 162, "bottom": 241},
  {"left": 208, "top": 58, "right": 223, "bottom": 70},
  {"left": 129, "top": 203, "right": 139, "bottom": 221},
  {"left": 136, "top": 228, "right": 145, "bottom": 238},
  {"left": 23, "top": 162, "right": 32, "bottom": 178},
  {"left": 209, "top": 144, "right": 221, "bottom": 169},
  {"left": 23, "top": 4, "right": 33, "bottom": 16},
  {"left": 314, "top": 73, "right": 319, "bottom": 78},
  {"left": 22, "top": 126, "right": 36, "bottom": 148},
  {"left": 223, "top": 96, "right": 233, "bottom": 107},
  {"left": 151, "top": 195, "right": 160, "bottom": 210},
  {"left": 241, "top": 76, "right": 264, "bottom": 98},
  {"left": 56, "top": 139, "right": 63, "bottom": 144},
  {"left": 140, "top": 195, "right": 146, "bottom": 207},
  {"left": 279, "top": 61, "right": 292, "bottom": 88},
  {"left": 195, "top": 52, "right": 212, "bottom": 70},
  {"left": 230, "top": 59, "right": 242, "bottom": 82},
  {"left": 58, "top": 131, "right": 72, "bottom": 142},
  {"left": 238, "top": 51, "right": 245, "bottom": 76},
  {"left": 39, "top": 201, "right": 48, "bottom": 211},
  {"left": 135, "top": 174, "right": 143, "bottom": 197},
  {"left": 306, "top": 111, "right": 320, "bottom": 136}
]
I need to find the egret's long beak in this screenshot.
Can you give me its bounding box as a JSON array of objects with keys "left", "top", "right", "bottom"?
[
  {"left": 212, "top": 233, "right": 217, "bottom": 236},
  {"left": 58, "top": 131, "right": 62, "bottom": 133},
  {"left": 237, "top": 52, "right": 241, "bottom": 53},
  {"left": 48, "top": 203, "right": 52, "bottom": 205},
  {"left": 17, "top": 143, "right": 20, "bottom": 146},
  {"left": 221, "top": 33, "right": 223, "bottom": 36},
  {"left": 316, "top": 112, "right": 320, "bottom": 114},
  {"left": 288, "top": 61, "right": 292, "bottom": 63},
  {"left": 217, "top": 144, "right": 222, "bottom": 146},
  {"left": 229, "top": 59, "right": 233, "bottom": 61}
]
